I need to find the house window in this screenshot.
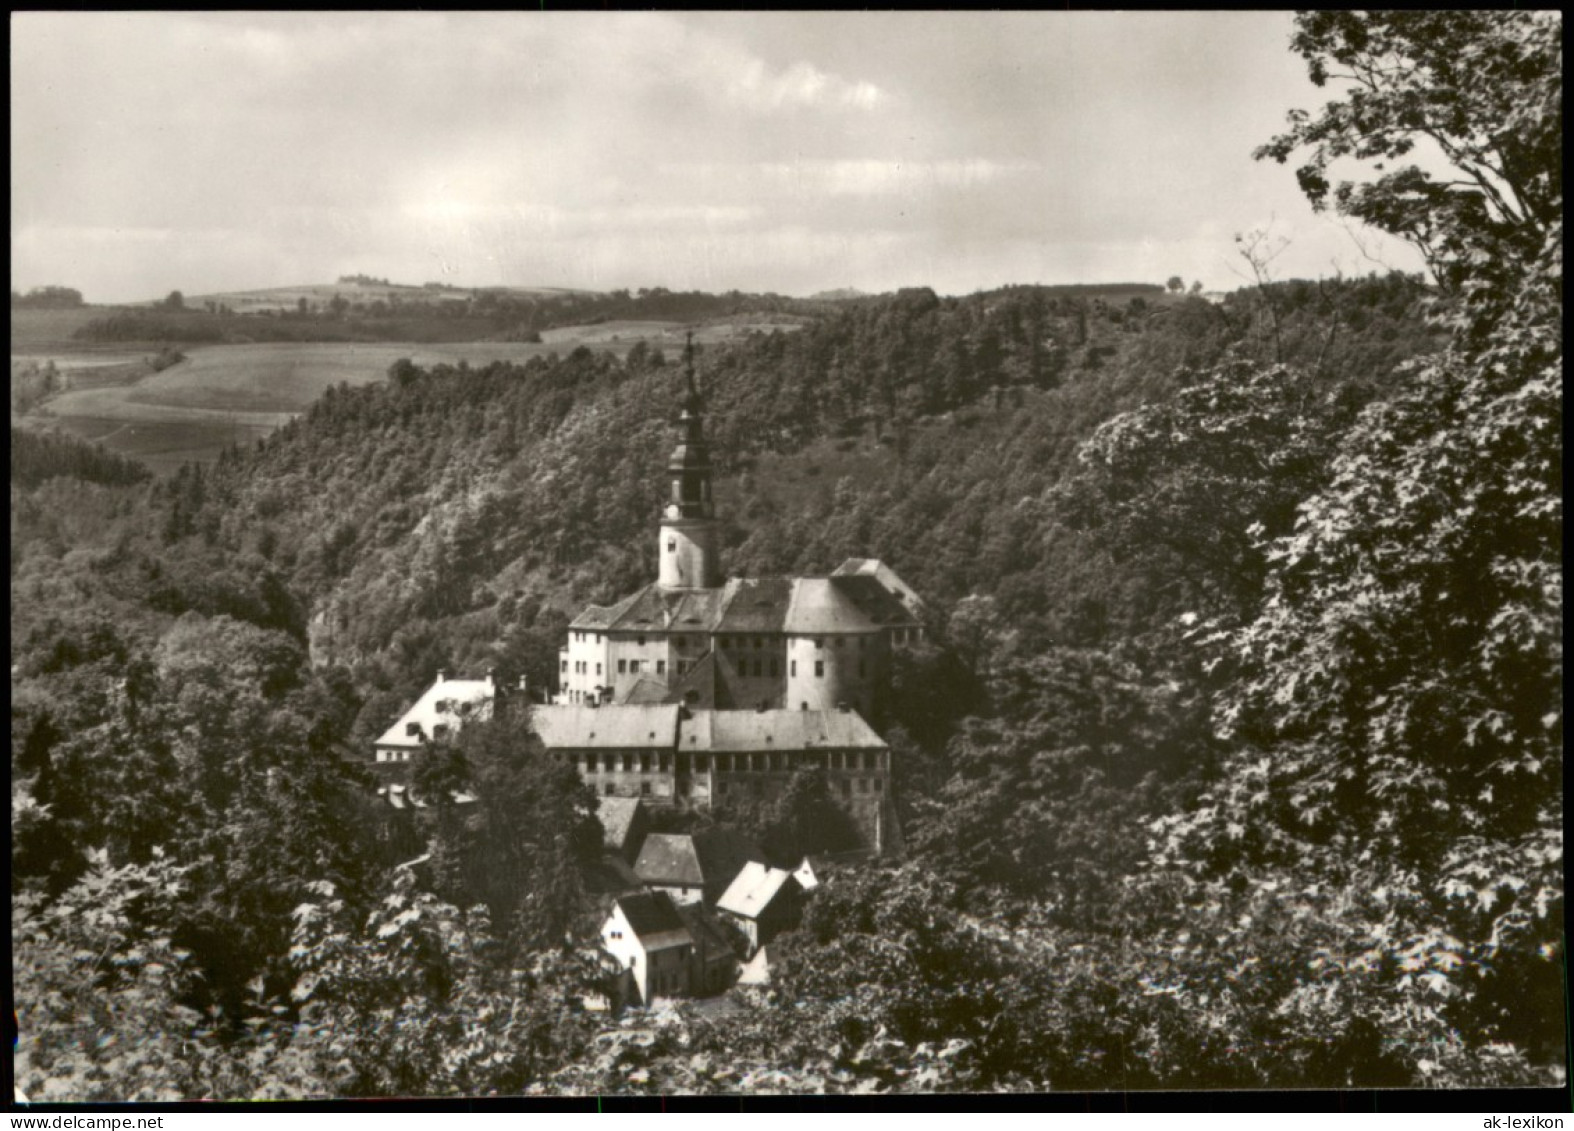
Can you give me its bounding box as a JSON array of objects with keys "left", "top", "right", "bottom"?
[
  {"left": 560, "top": 659, "right": 568, "bottom": 673},
  {"left": 596, "top": 663, "right": 602, "bottom": 676},
  {"left": 641, "top": 782, "right": 652, "bottom": 796},
  {"left": 432, "top": 724, "right": 449, "bottom": 740},
  {"left": 638, "top": 635, "right": 646, "bottom": 646},
  {"left": 618, "top": 660, "right": 627, "bottom": 674},
  {"left": 815, "top": 638, "right": 824, "bottom": 649},
  {"left": 695, "top": 754, "right": 708, "bottom": 771},
  {"left": 639, "top": 752, "right": 650, "bottom": 772},
  {"left": 815, "top": 660, "right": 825, "bottom": 678},
  {"left": 630, "top": 660, "right": 641, "bottom": 674},
  {"left": 657, "top": 660, "right": 666, "bottom": 675},
  {"left": 405, "top": 722, "right": 421, "bottom": 737},
  {"left": 874, "top": 777, "right": 884, "bottom": 792}
]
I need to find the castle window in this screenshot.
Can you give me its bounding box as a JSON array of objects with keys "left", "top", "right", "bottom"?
[
  {"left": 771, "top": 659, "right": 780, "bottom": 677},
  {"left": 604, "top": 783, "right": 615, "bottom": 796},
  {"left": 667, "top": 539, "right": 676, "bottom": 553},
  {"left": 815, "top": 638, "right": 824, "bottom": 649},
  {"left": 641, "top": 782, "right": 652, "bottom": 796},
  {"left": 630, "top": 660, "right": 641, "bottom": 674},
  {"left": 560, "top": 659, "right": 568, "bottom": 673},
  {"left": 637, "top": 635, "right": 646, "bottom": 646},
  {"left": 695, "top": 754, "right": 708, "bottom": 771},
  {"left": 596, "top": 663, "right": 602, "bottom": 676},
  {"left": 623, "top": 752, "right": 634, "bottom": 772},
  {"left": 874, "top": 777, "right": 884, "bottom": 792},
  {"left": 790, "top": 660, "right": 797, "bottom": 677},
  {"left": 657, "top": 660, "right": 666, "bottom": 675},
  {"left": 618, "top": 660, "right": 627, "bottom": 674},
  {"left": 639, "top": 752, "right": 650, "bottom": 772},
  {"left": 815, "top": 661, "right": 825, "bottom": 678}
]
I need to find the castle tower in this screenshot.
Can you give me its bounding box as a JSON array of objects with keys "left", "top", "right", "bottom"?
[{"left": 658, "top": 334, "right": 721, "bottom": 589}]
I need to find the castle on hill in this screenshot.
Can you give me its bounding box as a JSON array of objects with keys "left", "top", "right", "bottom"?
[
  {"left": 556, "top": 339, "right": 925, "bottom": 716},
  {"left": 375, "top": 338, "right": 921, "bottom": 852}
]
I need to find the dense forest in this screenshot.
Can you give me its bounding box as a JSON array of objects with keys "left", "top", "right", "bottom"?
[{"left": 11, "top": 12, "right": 1563, "bottom": 1098}]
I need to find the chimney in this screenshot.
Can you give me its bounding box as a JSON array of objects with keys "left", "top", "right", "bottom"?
[{"left": 436, "top": 669, "right": 447, "bottom": 684}]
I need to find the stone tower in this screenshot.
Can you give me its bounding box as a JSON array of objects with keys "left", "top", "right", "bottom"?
[{"left": 658, "top": 334, "right": 721, "bottom": 589}]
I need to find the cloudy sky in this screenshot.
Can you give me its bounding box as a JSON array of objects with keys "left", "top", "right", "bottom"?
[{"left": 11, "top": 12, "right": 1426, "bottom": 303}]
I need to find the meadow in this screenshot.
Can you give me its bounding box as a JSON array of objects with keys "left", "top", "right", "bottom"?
[{"left": 11, "top": 317, "right": 801, "bottom": 474}]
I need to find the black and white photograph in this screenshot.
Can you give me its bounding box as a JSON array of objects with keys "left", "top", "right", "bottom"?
[{"left": 10, "top": 11, "right": 1564, "bottom": 1104}]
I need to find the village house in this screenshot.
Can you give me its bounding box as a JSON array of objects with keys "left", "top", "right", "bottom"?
[
  {"left": 716, "top": 860, "right": 803, "bottom": 955},
  {"left": 601, "top": 890, "right": 694, "bottom": 1005},
  {"left": 633, "top": 828, "right": 763, "bottom": 907}
]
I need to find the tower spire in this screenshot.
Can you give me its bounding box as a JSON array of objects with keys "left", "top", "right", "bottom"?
[{"left": 657, "top": 330, "right": 720, "bottom": 589}]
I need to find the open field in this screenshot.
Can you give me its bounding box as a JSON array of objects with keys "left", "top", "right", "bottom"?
[{"left": 12, "top": 324, "right": 768, "bottom": 473}]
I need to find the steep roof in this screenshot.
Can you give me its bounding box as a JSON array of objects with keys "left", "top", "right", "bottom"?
[
  {"left": 593, "top": 583, "right": 729, "bottom": 634},
  {"left": 831, "top": 558, "right": 926, "bottom": 612},
  {"left": 715, "top": 578, "right": 792, "bottom": 633},
  {"left": 829, "top": 574, "right": 920, "bottom": 628},
  {"left": 597, "top": 796, "right": 645, "bottom": 852},
  {"left": 635, "top": 834, "right": 704, "bottom": 886},
  {"left": 717, "top": 861, "right": 797, "bottom": 920},
  {"left": 634, "top": 829, "right": 762, "bottom": 891},
  {"left": 615, "top": 890, "right": 691, "bottom": 951},
  {"left": 620, "top": 675, "right": 671, "bottom": 705},
  {"left": 680, "top": 708, "right": 887, "bottom": 752},
  {"left": 783, "top": 577, "right": 879, "bottom": 635},
  {"left": 375, "top": 675, "right": 495, "bottom": 749},
  {"left": 531, "top": 704, "right": 679, "bottom": 749}
]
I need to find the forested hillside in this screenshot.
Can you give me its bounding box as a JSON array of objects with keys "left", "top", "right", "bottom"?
[{"left": 11, "top": 11, "right": 1562, "bottom": 1098}]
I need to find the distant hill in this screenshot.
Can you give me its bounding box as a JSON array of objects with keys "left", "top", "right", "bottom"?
[
  {"left": 809, "top": 288, "right": 869, "bottom": 301},
  {"left": 167, "top": 281, "right": 596, "bottom": 315}
]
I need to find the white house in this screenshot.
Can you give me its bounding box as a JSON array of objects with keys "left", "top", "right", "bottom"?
[
  {"left": 716, "top": 860, "right": 802, "bottom": 954},
  {"left": 601, "top": 890, "right": 693, "bottom": 1005},
  {"left": 373, "top": 670, "right": 500, "bottom": 765}
]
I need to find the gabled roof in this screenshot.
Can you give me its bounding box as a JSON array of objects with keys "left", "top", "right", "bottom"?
[
  {"left": 717, "top": 861, "right": 797, "bottom": 920},
  {"left": 531, "top": 704, "right": 679, "bottom": 749},
  {"left": 680, "top": 709, "right": 887, "bottom": 752},
  {"left": 620, "top": 675, "right": 670, "bottom": 705},
  {"left": 635, "top": 834, "right": 704, "bottom": 886},
  {"left": 614, "top": 890, "right": 691, "bottom": 951},
  {"left": 634, "top": 828, "right": 762, "bottom": 890},
  {"left": 375, "top": 675, "right": 495, "bottom": 749},
  {"left": 597, "top": 796, "right": 645, "bottom": 851},
  {"left": 783, "top": 577, "right": 879, "bottom": 635}
]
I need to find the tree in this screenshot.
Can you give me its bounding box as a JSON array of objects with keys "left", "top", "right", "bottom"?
[
  {"left": 1256, "top": 12, "right": 1561, "bottom": 292},
  {"left": 1151, "top": 10, "right": 1565, "bottom": 1081},
  {"left": 164, "top": 290, "right": 185, "bottom": 310},
  {"left": 1166, "top": 275, "right": 1185, "bottom": 294},
  {"left": 412, "top": 712, "right": 602, "bottom": 949}
]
